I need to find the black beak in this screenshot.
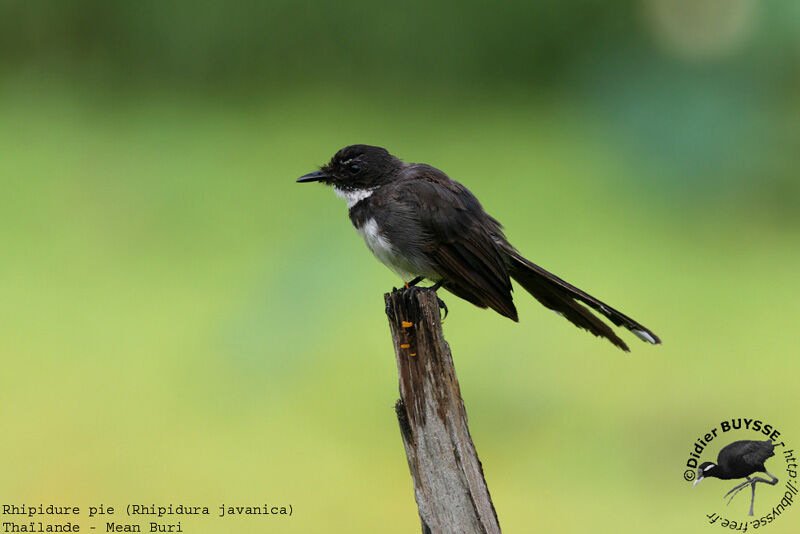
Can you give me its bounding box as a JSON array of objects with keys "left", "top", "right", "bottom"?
[{"left": 296, "top": 170, "right": 329, "bottom": 183}]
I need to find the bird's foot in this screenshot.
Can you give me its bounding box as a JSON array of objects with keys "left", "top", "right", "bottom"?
[
  {"left": 724, "top": 479, "right": 753, "bottom": 506},
  {"left": 425, "top": 280, "right": 448, "bottom": 320},
  {"left": 392, "top": 281, "right": 449, "bottom": 321},
  {"left": 398, "top": 284, "right": 422, "bottom": 298},
  {"left": 437, "top": 296, "right": 448, "bottom": 321}
]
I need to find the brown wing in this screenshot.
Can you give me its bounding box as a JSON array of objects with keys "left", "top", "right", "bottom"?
[{"left": 391, "top": 168, "right": 518, "bottom": 320}]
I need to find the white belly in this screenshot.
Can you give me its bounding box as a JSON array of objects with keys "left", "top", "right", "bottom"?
[{"left": 357, "top": 218, "right": 420, "bottom": 281}]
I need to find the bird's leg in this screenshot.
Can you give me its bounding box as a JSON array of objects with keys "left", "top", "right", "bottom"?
[
  {"left": 405, "top": 276, "right": 424, "bottom": 288},
  {"left": 741, "top": 470, "right": 779, "bottom": 516},
  {"left": 394, "top": 276, "right": 424, "bottom": 292},
  {"left": 724, "top": 478, "right": 753, "bottom": 505},
  {"left": 755, "top": 469, "right": 779, "bottom": 486}
]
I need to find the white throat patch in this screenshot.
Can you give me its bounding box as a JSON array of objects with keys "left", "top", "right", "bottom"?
[{"left": 334, "top": 186, "right": 376, "bottom": 208}]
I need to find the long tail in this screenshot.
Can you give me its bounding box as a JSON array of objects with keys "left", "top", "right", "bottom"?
[{"left": 505, "top": 249, "right": 660, "bottom": 352}]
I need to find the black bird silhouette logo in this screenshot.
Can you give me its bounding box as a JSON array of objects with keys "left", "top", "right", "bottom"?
[{"left": 693, "top": 439, "right": 778, "bottom": 516}]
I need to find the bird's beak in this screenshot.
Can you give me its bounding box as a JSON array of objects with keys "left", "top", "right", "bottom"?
[
  {"left": 693, "top": 476, "right": 702, "bottom": 487},
  {"left": 296, "top": 170, "right": 329, "bottom": 183}
]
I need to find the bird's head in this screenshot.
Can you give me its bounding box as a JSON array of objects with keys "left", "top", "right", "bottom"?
[
  {"left": 296, "top": 145, "right": 401, "bottom": 191},
  {"left": 693, "top": 462, "right": 717, "bottom": 487}
]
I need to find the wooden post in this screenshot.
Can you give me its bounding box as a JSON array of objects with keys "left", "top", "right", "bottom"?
[{"left": 385, "top": 289, "right": 501, "bottom": 534}]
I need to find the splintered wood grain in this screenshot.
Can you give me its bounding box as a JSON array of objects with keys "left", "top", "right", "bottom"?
[{"left": 385, "top": 289, "right": 501, "bottom": 534}]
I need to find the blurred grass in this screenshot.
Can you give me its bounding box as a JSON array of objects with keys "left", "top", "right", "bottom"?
[{"left": 0, "top": 75, "right": 799, "bottom": 533}]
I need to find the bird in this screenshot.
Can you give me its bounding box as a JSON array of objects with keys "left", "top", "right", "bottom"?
[
  {"left": 296, "top": 144, "right": 660, "bottom": 351},
  {"left": 693, "top": 439, "right": 778, "bottom": 516}
]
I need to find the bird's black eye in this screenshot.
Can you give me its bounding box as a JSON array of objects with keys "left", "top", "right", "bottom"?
[{"left": 349, "top": 163, "right": 362, "bottom": 174}]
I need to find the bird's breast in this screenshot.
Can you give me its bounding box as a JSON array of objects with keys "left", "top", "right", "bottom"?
[
  {"left": 353, "top": 217, "right": 424, "bottom": 281},
  {"left": 356, "top": 218, "right": 393, "bottom": 259}
]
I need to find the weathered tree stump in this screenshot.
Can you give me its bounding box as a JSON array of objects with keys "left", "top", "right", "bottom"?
[{"left": 385, "top": 289, "right": 501, "bottom": 534}]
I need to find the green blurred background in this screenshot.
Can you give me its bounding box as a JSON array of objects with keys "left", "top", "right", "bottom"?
[{"left": 1, "top": 1, "right": 799, "bottom": 532}]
